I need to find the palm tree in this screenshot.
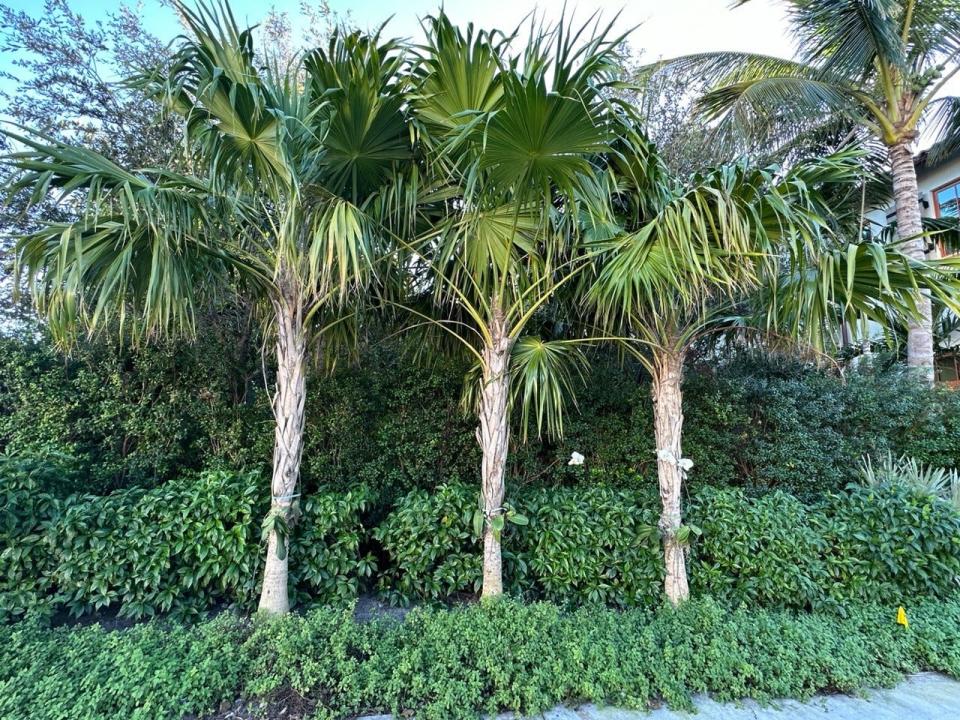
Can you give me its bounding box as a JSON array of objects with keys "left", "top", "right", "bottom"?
[
  {"left": 2, "top": 1, "right": 413, "bottom": 613},
  {"left": 644, "top": 0, "right": 960, "bottom": 380},
  {"left": 402, "top": 13, "right": 621, "bottom": 597},
  {"left": 589, "top": 128, "right": 960, "bottom": 604}
]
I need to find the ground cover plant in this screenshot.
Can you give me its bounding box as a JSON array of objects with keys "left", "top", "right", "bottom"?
[{"left": 2, "top": 597, "right": 959, "bottom": 720}]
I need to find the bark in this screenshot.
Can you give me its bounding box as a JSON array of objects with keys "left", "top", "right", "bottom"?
[
  {"left": 889, "top": 141, "right": 935, "bottom": 382},
  {"left": 652, "top": 348, "right": 690, "bottom": 605},
  {"left": 257, "top": 289, "right": 307, "bottom": 614},
  {"left": 478, "top": 304, "right": 512, "bottom": 598}
]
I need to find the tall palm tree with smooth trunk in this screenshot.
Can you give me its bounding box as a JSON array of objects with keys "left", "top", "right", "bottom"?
[
  {"left": 645, "top": 0, "right": 960, "bottom": 380},
  {"left": 3, "top": 1, "right": 413, "bottom": 613},
  {"left": 589, "top": 128, "right": 960, "bottom": 605},
  {"left": 403, "top": 13, "right": 620, "bottom": 597}
]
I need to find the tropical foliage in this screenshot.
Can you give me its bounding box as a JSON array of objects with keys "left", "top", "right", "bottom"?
[
  {"left": 1, "top": 0, "right": 960, "bottom": 641},
  {"left": 643, "top": 0, "right": 960, "bottom": 375},
  {"left": 5, "top": 597, "right": 960, "bottom": 720}
]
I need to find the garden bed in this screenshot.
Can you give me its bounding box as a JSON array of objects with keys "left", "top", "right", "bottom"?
[{"left": 3, "top": 598, "right": 959, "bottom": 720}]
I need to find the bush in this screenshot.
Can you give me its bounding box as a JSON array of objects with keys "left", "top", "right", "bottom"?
[
  {"left": 0, "top": 613, "right": 248, "bottom": 720},
  {"left": 377, "top": 482, "right": 960, "bottom": 609},
  {"left": 0, "top": 327, "right": 264, "bottom": 493},
  {"left": 372, "top": 484, "right": 533, "bottom": 603},
  {"left": 691, "top": 485, "right": 960, "bottom": 611},
  {"left": 815, "top": 484, "right": 960, "bottom": 605},
  {"left": 3, "top": 598, "right": 960, "bottom": 720},
  {"left": 688, "top": 488, "right": 827, "bottom": 609},
  {"left": 0, "top": 454, "right": 68, "bottom": 618},
  {"left": 525, "top": 485, "right": 662, "bottom": 607},
  {"left": 9, "top": 330, "right": 960, "bottom": 502},
  {"left": 682, "top": 354, "right": 960, "bottom": 498},
  {"left": 0, "top": 470, "right": 373, "bottom": 621}
]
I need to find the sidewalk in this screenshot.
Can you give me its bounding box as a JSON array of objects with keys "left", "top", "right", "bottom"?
[{"left": 360, "top": 672, "right": 960, "bottom": 720}]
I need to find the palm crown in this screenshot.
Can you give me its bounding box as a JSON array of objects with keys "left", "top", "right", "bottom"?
[{"left": 640, "top": 0, "right": 960, "bottom": 379}]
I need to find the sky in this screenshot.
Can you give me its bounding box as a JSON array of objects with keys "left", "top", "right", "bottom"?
[
  {"left": 1, "top": 0, "right": 958, "bottom": 142},
  {"left": 2, "top": 0, "right": 800, "bottom": 63}
]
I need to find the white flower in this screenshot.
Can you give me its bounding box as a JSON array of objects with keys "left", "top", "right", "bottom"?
[{"left": 568, "top": 451, "right": 585, "bottom": 466}]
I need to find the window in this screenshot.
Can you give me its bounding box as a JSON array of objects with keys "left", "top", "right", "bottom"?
[{"left": 935, "top": 178, "right": 960, "bottom": 218}]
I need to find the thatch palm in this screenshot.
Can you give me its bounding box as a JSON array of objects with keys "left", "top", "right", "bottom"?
[
  {"left": 590, "top": 129, "right": 960, "bottom": 604},
  {"left": 3, "top": 1, "right": 412, "bottom": 613},
  {"left": 645, "top": 0, "right": 960, "bottom": 379},
  {"left": 405, "top": 14, "right": 620, "bottom": 596}
]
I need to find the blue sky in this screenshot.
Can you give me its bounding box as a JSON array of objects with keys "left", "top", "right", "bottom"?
[
  {"left": 1, "top": 0, "right": 803, "bottom": 61},
  {"left": 2, "top": 0, "right": 958, "bottom": 149}
]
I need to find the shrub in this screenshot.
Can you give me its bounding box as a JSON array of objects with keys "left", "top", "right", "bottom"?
[
  {"left": 0, "top": 454, "right": 67, "bottom": 618},
  {"left": 691, "top": 485, "right": 960, "bottom": 611},
  {"left": 288, "top": 488, "right": 378, "bottom": 607},
  {"left": 0, "top": 329, "right": 263, "bottom": 493},
  {"left": 378, "top": 482, "right": 960, "bottom": 610},
  {"left": 688, "top": 488, "right": 827, "bottom": 609},
  {"left": 0, "top": 613, "right": 248, "bottom": 720},
  {"left": 43, "top": 471, "right": 263, "bottom": 619},
  {"left": 0, "top": 470, "right": 373, "bottom": 621},
  {"left": 9, "top": 330, "right": 960, "bottom": 502},
  {"left": 4, "top": 598, "right": 960, "bottom": 720},
  {"left": 372, "top": 484, "right": 532, "bottom": 603},
  {"left": 682, "top": 354, "right": 960, "bottom": 498},
  {"left": 815, "top": 484, "right": 960, "bottom": 606},
  {"left": 525, "top": 485, "right": 662, "bottom": 607}
]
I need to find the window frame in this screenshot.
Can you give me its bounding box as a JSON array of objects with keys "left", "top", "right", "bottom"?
[{"left": 932, "top": 176, "right": 960, "bottom": 219}]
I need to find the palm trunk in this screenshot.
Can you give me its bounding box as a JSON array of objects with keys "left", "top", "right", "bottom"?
[
  {"left": 652, "top": 348, "right": 690, "bottom": 605},
  {"left": 889, "top": 141, "right": 934, "bottom": 382},
  {"left": 478, "top": 304, "right": 511, "bottom": 598},
  {"left": 257, "top": 291, "right": 307, "bottom": 614}
]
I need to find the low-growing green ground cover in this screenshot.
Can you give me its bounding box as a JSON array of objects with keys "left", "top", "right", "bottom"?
[{"left": 1, "top": 598, "right": 958, "bottom": 720}]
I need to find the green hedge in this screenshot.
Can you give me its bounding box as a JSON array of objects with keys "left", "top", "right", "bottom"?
[
  {"left": 0, "top": 463, "right": 373, "bottom": 621},
  {"left": 8, "top": 330, "right": 960, "bottom": 501},
  {"left": 6, "top": 464, "right": 959, "bottom": 618},
  {"left": 3, "top": 598, "right": 960, "bottom": 720},
  {"left": 376, "top": 481, "right": 960, "bottom": 609}
]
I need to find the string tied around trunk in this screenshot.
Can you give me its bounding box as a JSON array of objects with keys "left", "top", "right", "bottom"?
[
  {"left": 656, "top": 449, "right": 693, "bottom": 477},
  {"left": 272, "top": 492, "right": 301, "bottom": 504}
]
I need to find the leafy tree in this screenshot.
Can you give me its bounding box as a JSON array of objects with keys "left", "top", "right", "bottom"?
[
  {"left": 644, "top": 0, "right": 960, "bottom": 380},
  {"left": 589, "top": 128, "right": 960, "bottom": 604},
  {"left": 2, "top": 0, "right": 413, "bottom": 613}
]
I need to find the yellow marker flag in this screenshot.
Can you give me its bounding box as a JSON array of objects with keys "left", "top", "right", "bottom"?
[{"left": 897, "top": 606, "right": 909, "bottom": 629}]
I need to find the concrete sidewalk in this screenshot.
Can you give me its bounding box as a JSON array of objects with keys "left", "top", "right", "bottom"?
[
  {"left": 572, "top": 672, "right": 959, "bottom": 719},
  {"left": 361, "top": 672, "right": 960, "bottom": 720}
]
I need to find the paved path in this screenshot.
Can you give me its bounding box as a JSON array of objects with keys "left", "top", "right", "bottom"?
[{"left": 361, "top": 672, "right": 960, "bottom": 720}]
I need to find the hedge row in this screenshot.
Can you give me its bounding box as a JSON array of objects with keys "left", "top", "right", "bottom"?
[
  {"left": 0, "top": 458, "right": 372, "bottom": 621},
  {"left": 7, "top": 332, "right": 960, "bottom": 500},
  {"left": 4, "top": 465, "right": 960, "bottom": 620},
  {"left": 3, "top": 598, "right": 960, "bottom": 720},
  {"left": 376, "top": 482, "right": 960, "bottom": 610}
]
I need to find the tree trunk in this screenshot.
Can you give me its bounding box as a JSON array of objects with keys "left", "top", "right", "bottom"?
[
  {"left": 257, "top": 292, "right": 307, "bottom": 614},
  {"left": 889, "top": 141, "right": 934, "bottom": 382},
  {"left": 651, "top": 348, "right": 690, "bottom": 605},
  {"left": 478, "top": 305, "right": 512, "bottom": 598}
]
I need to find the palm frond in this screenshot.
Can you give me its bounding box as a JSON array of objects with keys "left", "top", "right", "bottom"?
[
  {"left": 2, "top": 128, "right": 249, "bottom": 344},
  {"left": 510, "top": 336, "right": 589, "bottom": 441},
  {"left": 923, "top": 96, "right": 960, "bottom": 165}
]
